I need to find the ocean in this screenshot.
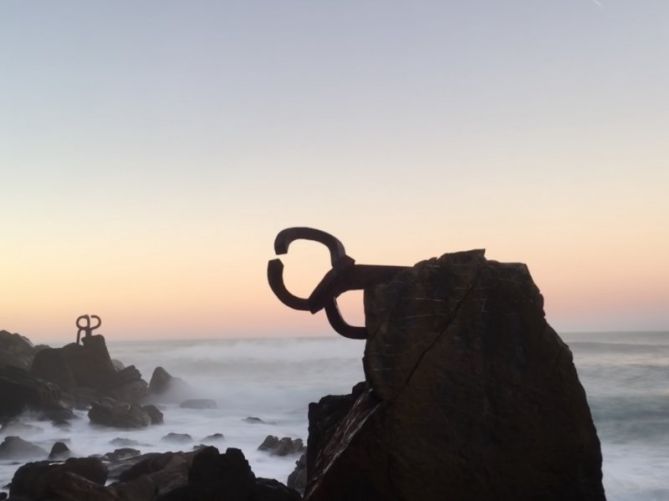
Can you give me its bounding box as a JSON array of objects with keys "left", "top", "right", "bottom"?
[{"left": 1, "top": 331, "right": 668, "bottom": 500}]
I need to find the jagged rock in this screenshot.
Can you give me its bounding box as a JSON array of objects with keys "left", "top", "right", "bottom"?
[
  {"left": 48, "top": 441, "right": 70, "bottom": 459},
  {"left": 0, "top": 366, "right": 70, "bottom": 421},
  {"left": 157, "top": 447, "right": 299, "bottom": 501},
  {"left": 287, "top": 453, "right": 306, "bottom": 494},
  {"left": 258, "top": 435, "right": 305, "bottom": 456},
  {"left": 118, "top": 451, "right": 193, "bottom": 484},
  {"left": 142, "top": 404, "right": 164, "bottom": 424},
  {"left": 10, "top": 457, "right": 108, "bottom": 499},
  {"left": 89, "top": 398, "right": 151, "bottom": 428},
  {"left": 0, "top": 330, "right": 39, "bottom": 370},
  {"left": 303, "top": 250, "right": 605, "bottom": 501},
  {"left": 0, "top": 436, "right": 47, "bottom": 459},
  {"left": 179, "top": 398, "right": 217, "bottom": 409},
  {"left": 162, "top": 433, "right": 192, "bottom": 443}
]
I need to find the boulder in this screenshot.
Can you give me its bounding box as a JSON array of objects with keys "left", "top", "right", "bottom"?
[
  {"left": 103, "top": 447, "right": 141, "bottom": 462},
  {"left": 243, "top": 416, "right": 265, "bottom": 424},
  {"left": 10, "top": 457, "right": 108, "bottom": 500},
  {"left": 258, "top": 435, "right": 305, "bottom": 456},
  {"left": 89, "top": 398, "right": 151, "bottom": 428},
  {"left": 0, "top": 436, "right": 47, "bottom": 459},
  {"left": 202, "top": 433, "right": 224, "bottom": 442},
  {"left": 303, "top": 250, "right": 605, "bottom": 501},
  {"left": 110, "top": 437, "right": 140, "bottom": 447},
  {"left": 0, "top": 330, "right": 40, "bottom": 370},
  {"left": 179, "top": 398, "right": 217, "bottom": 409},
  {"left": 48, "top": 441, "right": 71, "bottom": 460},
  {"left": 60, "top": 335, "right": 118, "bottom": 390},
  {"left": 142, "top": 404, "right": 164, "bottom": 424}
]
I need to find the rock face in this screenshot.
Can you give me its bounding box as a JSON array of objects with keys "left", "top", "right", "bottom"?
[{"left": 304, "top": 250, "right": 605, "bottom": 501}]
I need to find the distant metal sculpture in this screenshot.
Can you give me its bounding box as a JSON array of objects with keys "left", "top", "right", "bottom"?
[
  {"left": 76, "top": 314, "right": 101, "bottom": 344},
  {"left": 267, "top": 227, "right": 408, "bottom": 339}
]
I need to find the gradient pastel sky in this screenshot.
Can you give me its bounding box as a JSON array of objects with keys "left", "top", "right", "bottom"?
[{"left": 1, "top": 1, "right": 667, "bottom": 342}]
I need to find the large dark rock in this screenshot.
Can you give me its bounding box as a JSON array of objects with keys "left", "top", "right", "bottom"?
[
  {"left": 0, "top": 366, "right": 70, "bottom": 422},
  {"left": 0, "top": 330, "right": 40, "bottom": 370},
  {"left": 0, "top": 436, "right": 47, "bottom": 459},
  {"left": 89, "top": 398, "right": 152, "bottom": 428},
  {"left": 10, "top": 457, "right": 108, "bottom": 500},
  {"left": 304, "top": 250, "right": 605, "bottom": 501},
  {"left": 143, "top": 404, "right": 164, "bottom": 424},
  {"left": 287, "top": 453, "right": 306, "bottom": 494}
]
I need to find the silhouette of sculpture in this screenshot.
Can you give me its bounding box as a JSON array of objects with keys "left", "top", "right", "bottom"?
[
  {"left": 76, "top": 314, "right": 101, "bottom": 344},
  {"left": 267, "top": 227, "right": 408, "bottom": 339}
]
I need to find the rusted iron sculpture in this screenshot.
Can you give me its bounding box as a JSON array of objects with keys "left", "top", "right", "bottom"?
[
  {"left": 267, "top": 227, "right": 408, "bottom": 339},
  {"left": 76, "top": 314, "right": 101, "bottom": 344}
]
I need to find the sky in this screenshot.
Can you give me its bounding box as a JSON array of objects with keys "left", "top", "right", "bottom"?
[{"left": 1, "top": 1, "right": 667, "bottom": 342}]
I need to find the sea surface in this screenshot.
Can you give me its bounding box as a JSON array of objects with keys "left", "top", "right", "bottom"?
[{"left": 1, "top": 331, "right": 668, "bottom": 500}]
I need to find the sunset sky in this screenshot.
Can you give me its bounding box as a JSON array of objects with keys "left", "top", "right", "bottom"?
[{"left": 1, "top": 1, "right": 667, "bottom": 342}]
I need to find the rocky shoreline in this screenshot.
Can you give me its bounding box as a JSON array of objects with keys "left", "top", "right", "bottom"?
[{"left": 0, "top": 249, "right": 606, "bottom": 500}]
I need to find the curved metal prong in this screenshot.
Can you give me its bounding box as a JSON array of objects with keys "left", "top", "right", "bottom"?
[
  {"left": 90, "top": 315, "right": 101, "bottom": 330},
  {"left": 267, "top": 259, "right": 311, "bottom": 311},
  {"left": 274, "top": 227, "right": 347, "bottom": 266},
  {"left": 324, "top": 300, "right": 367, "bottom": 339}
]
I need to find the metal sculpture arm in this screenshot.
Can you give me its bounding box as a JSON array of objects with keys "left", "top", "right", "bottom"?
[{"left": 267, "top": 227, "right": 408, "bottom": 339}]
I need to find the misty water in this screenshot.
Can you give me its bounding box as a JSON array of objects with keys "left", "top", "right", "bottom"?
[{"left": 1, "top": 332, "right": 668, "bottom": 500}]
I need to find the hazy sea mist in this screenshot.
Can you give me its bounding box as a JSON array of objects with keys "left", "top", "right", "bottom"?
[{"left": 2, "top": 332, "right": 667, "bottom": 500}]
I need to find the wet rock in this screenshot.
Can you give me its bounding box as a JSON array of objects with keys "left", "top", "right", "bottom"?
[
  {"left": 118, "top": 451, "right": 193, "bottom": 483},
  {"left": 287, "top": 453, "right": 306, "bottom": 494},
  {"left": 179, "top": 398, "right": 217, "bottom": 409},
  {"left": 258, "top": 435, "right": 305, "bottom": 456},
  {"left": 0, "top": 436, "right": 47, "bottom": 459},
  {"left": 48, "top": 441, "right": 70, "bottom": 460},
  {"left": 243, "top": 416, "right": 264, "bottom": 424},
  {"left": 10, "top": 457, "right": 108, "bottom": 500},
  {"left": 89, "top": 398, "right": 151, "bottom": 428},
  {"left": 148, "top": 366, "right": 172, "bottom": 395},
  {"left": 162, "top": 433, "right": 192, "bottom": 443},
  {"left": 143, "top": 404, "right": 164, "bottom": 424},
  {"left": 0, "top": 330, "right": 39, "bottom": 370},
  {"left": 303, "top": 250, "right": 605, "bottom": 501}
]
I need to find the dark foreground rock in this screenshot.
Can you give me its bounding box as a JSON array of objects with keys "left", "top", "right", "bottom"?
[
  {"left": 258, "top": 436, "right": 305, "bottom": 456},
  {"left": 158, "top": 446, "right": 300, "bottom": 501},
  {"left": 304, "top": 250, "right": 605, "bottom": 501},
  {"left": 287, "top": 454, "right": 306, "bottom": 494},
  {"left": 10, "top": 457, "right": 108, "bottom": 500}
]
